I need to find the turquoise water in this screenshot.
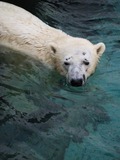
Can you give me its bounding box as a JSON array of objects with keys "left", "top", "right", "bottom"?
[{"left": 0, "top": 0, "right": 120, "bottom": 160}]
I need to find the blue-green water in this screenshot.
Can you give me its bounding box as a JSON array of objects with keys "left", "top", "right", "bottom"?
[{"left": 0, "top": 0, "right": 120, "bottom": 160}]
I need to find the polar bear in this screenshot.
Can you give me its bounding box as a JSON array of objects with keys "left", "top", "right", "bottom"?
[{"left": 0, "top": 2, "right": 105, "bottom": 87}]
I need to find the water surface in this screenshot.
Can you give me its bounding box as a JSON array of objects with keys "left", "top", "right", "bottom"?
[{"left": 0, "top": 0, "right": 120, "bottom": 160}]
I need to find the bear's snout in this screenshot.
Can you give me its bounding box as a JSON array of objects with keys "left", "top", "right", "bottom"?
[{"left": 68, "top": 65, "right": 86, "bottom": 87}]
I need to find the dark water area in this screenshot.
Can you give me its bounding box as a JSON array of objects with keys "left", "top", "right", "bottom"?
[{"left": 0, "top": 0, "right": 120, "bottom": 160}]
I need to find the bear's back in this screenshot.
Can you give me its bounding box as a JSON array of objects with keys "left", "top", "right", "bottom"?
[{"left": 0, "top": 2, "right": 49, "bottom": 36}]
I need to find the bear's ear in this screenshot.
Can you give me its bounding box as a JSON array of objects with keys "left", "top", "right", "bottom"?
[
  {"left": 50, "top": 43, "right": 57, "bottom": 55},
  {"left": 94, "top": 42, "right": 106, "bottom": 57}
]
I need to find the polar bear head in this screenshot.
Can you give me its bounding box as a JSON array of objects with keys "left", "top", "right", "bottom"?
[{"left": 50, "top": 37, "right": 105, "bottom": 87}]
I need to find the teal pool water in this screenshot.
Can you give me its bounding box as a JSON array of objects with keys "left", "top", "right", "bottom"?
[{"left": 0, "top": 0, "right": 120, "bottom": 160}]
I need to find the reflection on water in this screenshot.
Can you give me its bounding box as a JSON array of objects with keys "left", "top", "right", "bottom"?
[{"left": 0, "top": 0, "right": 120, "bottom": 160}]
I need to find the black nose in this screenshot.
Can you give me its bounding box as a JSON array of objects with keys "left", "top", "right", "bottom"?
[{"left": 70, "top": 79, "right": 83, "bottom": 87}]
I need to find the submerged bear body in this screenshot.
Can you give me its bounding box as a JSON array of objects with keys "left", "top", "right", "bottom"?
[{"left": 0, "top": 2, "right": 105, "bottom": 86}]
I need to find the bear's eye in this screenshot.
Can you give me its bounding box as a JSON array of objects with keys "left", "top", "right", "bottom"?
[
  {"left": 64, "top": 62, "right": 70, "bottom": 66},
  {"left": 83, "top": 60, "right": 89, "bottom": 65},
  {"left": 82, "top": 52, "right": 86, "bottom": 55}
]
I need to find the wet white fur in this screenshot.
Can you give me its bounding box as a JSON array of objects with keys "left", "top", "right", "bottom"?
[{"left": 0, "top": 2, "right": 106, "bottom": 84}]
